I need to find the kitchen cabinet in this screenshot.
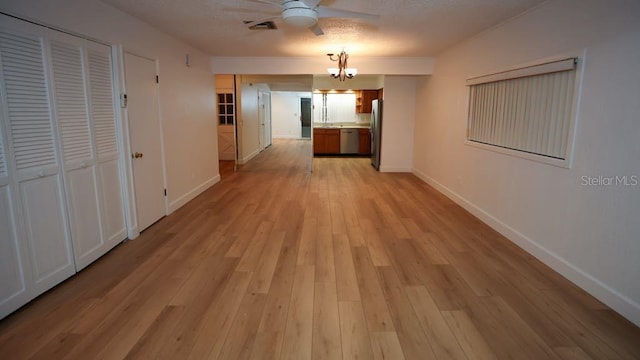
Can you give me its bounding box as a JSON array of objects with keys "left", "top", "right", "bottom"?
[
  {"left": 313, "top": 128, "right": 340, "bottom": 154},
  {"left": 358, "top": 128, "right": 371, "bottom": 155},
  {"left": 356, "top": 90, "right": 378, "bottom": 114}
]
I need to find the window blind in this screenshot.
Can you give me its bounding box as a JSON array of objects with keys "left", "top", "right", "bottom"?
[
  {"left": 467, "top": 58, "right": 577, "bottom": 160},
  {"left": 312, "top": 93, "right": 356, "bottom": 124}
]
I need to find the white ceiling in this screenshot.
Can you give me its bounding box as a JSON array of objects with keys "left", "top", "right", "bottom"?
[{"left": 98, "top": 0, "right": 545, "bottom": 57}]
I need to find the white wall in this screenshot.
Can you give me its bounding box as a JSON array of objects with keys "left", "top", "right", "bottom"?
[
  {"left": 380, "top": 76, "right": 418, "bottom": 172},
  {"left": 0, "top": 0, "right": 220, "bottom": 218},
  {"left": 215, "top": 74, "right": 234, "bottom": 91},
  {"left": 271, "top": 92, "right": 311, "bottom": 139},
  {"left": 412, "top": 0, "right": 640, "bottom": 326},
  {"left": 212, "top": 57, "right": 434, "bottom": 75}
]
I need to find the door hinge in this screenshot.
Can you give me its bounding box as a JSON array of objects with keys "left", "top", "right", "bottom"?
[
  {"left": 120, "top": 93, "right": 127, "bottom": 108},
  {"left": 155, "top": 75, "right": 159, "bottom": 84},
  {"left": 164, "top": 189, "right": 167, "bottom": 196}
]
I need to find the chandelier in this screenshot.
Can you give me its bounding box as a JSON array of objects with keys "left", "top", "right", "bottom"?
[{"left": 327, "top": 51, "right": 357, "bottom": 81}]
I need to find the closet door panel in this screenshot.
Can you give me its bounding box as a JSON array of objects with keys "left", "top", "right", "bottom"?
[
  {"left": 20, "top": 175, "right": 74, "bottom": 290},
  {"left": 88, "top": 45, "right": 118, "bottom": 158},
  {"left": 0, "top": 185, "right": 28, "bottom": 318},
  {"left": 50, "top": 38, "right": 93, "bottom": 166},
  {"left": 99, "top": 159, "right": 126, "bottom": 243},
  {"left": 65, "top": 166, "right": 103, "bottom": 269},
  {"left": 0, "top": 31, "right": 57, "bottom": 177}
]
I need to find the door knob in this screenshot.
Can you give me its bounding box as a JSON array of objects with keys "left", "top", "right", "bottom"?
[{"left": 132, "top": 152, "right": 144, "bottom": 159}]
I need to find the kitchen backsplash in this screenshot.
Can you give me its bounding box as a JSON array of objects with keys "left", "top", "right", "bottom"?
[{"left": 356, "top": 113, "right": 371, "bottom": 123}]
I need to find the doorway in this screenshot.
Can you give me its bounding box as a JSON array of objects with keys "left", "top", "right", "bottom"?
[
  {"left": 124, "top": 52, "right": 166, "bottom": 232},
  {"left": 215, "top": 74, "right": 237, "bottom": 169},
  {"left": 300, "top": 97, "right": 311, "bottom": 138}
]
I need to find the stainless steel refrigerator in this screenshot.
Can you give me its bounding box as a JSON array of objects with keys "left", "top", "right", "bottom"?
[{"left": 371, "top": 99, "right": 382, "bottom": 170}]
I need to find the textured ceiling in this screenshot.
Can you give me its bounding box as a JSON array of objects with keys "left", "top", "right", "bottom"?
[{"left": 98, "top": 0, "right": 545, "bottom": 57}]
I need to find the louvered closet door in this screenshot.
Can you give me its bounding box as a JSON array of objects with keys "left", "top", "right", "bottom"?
[
  {"left": 49, "top": 32, "right": 105, "bottom": 270},
  {"left": 49, "top": 33, "right": 125, "bottom": 270},
  {"left": 0, "top": 91, "right": 28, "bottom": 318},
  {"left": 86, "top": 41, "right": 125, "bottom": 250},
  {"left": 0, "top": 20, "right": 75, "bottom": 296}
]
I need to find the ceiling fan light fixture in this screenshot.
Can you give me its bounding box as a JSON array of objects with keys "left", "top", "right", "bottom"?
[{"left": 282, "top": 8, "right": 318, "bottom": 27}]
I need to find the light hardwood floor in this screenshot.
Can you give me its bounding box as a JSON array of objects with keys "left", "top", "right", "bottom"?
[{"left": 1, "top": 138, "right": 639, "bottom": 359}]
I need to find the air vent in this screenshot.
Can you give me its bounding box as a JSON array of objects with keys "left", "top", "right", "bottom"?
[{"left": 244, "top": 20, "right": 278, "bottom": 30}]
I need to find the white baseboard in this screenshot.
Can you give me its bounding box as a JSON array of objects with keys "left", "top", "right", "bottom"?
[
  {"left": 273, "top": 135, "right": 303, "bottom": 139},
  {"left": 238, "top": 149, "right": 261, "bottom": 165},
  {"left": 379, "top": 166, "right": 412, "bottom": 173},
  {"left": 412, "top": 167, "right": 640, "bottom": 327},
  {"left": 168, "top": 175, "right": 220, "bottom": 214}
]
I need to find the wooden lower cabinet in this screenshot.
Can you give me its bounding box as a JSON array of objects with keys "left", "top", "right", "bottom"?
[
  {"left": 314, "top": 128, "right": 370, "bottom": 155},
  {"left": 358, "top": 128, "right": 371, "bottom": 155},
  {"left": 313, "top": 128, "right": 340, "bottom": 154}
]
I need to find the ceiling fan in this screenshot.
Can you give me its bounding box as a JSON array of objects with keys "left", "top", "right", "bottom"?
[{"left": 243, "top": 0, "right": 379, "bottom": 36}]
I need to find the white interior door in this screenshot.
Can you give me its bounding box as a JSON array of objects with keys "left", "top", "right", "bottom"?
[
  {"left": 49, "top": 33, "right": 102, "bottom": 271},
  {"left": 86, "top": 42, "right": 126, "bottom": 247},
  {"left": 0, "top": 24, "right": 75, "bottom": 298},
  {"left": 124, "top": 53, "right": 165, "bottom": 232},
  {"left": 263, "top": 92, "right": 272, "bottom": 147},
  {"left": 49, "top": 33, "right": 125, "bottom": 270},
  {"left": 0, "top": 21, "right": 28, "bottom": 318},
  {"left": 258, "top": 91, "right": 265, "bottom": 150}
]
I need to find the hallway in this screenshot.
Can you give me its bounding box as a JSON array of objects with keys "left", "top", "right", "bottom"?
[{"left": 0, "top": 139, "right": 638, "bottom": 359}]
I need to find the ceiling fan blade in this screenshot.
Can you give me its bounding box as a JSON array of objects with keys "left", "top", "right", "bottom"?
[
  {"left": 317, "top": 6, "right": 379, "bottom": 21},
  {"left": 247, "top": 0, "right": 283, "bottom": 8},
  {"left": 224, "top": 7, "right": 279, "bottom": 15},
  {"left": 309, "top": 24, "right": 324, "bottom": 36},
  {"left": 244, "top": 16, "right": 281, "bottom": 28},
  {"left": 301, "top": 0, "right": 322, "bottom": 8}
]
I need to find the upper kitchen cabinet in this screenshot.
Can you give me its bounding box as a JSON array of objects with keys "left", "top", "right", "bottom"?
[{"left": 355, "top": 90, "right": 379, "bottom": 114}]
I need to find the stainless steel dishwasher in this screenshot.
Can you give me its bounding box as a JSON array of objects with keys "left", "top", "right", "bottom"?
[{"left": 340, "top": 128, "right": 359, "bottom": 154}]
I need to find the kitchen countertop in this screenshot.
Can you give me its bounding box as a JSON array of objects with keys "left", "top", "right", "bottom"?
[{"left": 313, "top": 124, "right": 370, "bottom": 129}]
